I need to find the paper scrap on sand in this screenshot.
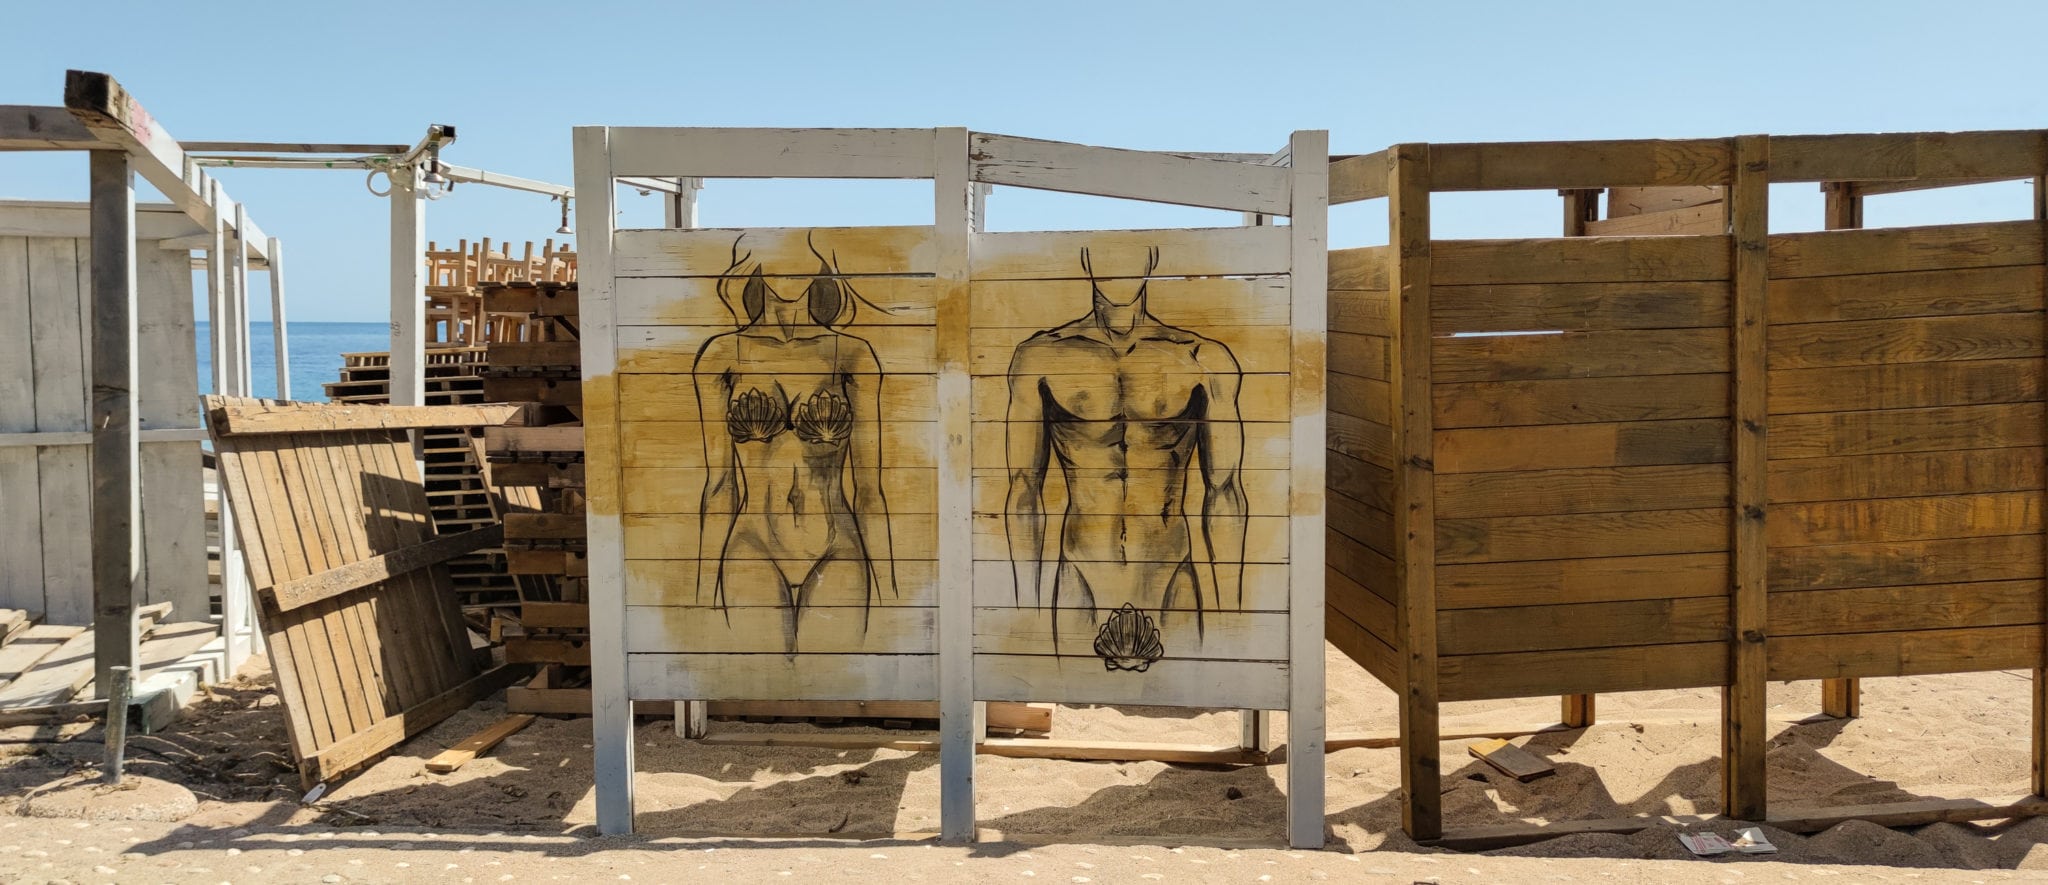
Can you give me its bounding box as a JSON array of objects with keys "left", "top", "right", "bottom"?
[{"left": 1680, "top": 828, "right": 1778, "bottom": 857}]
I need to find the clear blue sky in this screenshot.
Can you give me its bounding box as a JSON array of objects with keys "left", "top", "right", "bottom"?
[{"left": 3, "top": 0, "right": 2045, "bottom": 321}]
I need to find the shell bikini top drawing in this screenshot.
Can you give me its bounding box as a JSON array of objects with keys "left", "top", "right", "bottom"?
[{"left": 726, "top": 383, "right": 855, "bottom": 445}]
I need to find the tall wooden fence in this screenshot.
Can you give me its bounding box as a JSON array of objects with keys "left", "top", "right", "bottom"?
[{"left": 1326, "top": 130, "right": 2048, "bottom": 841}]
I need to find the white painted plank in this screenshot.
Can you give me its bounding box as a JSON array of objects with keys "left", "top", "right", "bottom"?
[
  {"left": 0, "top": 203, "right": 204, "bottom": 240},
  {"left": 388, "top": 168, "right": 424, "bottom": 406},
  {"left": 969, "top": 226, "right": 1292, "bottom": 280},
  {"left": 628, "top": 652, "right": 937, "bottom": 701},
  {"left": 973, "top": 607, "right": 1289, "bottom": 660},
  {"left": 613, "top": 225, "right": 936, "bottom": 278},
  {"left": 624, "top": 606, "right": 935, "bottom": 654},
  {"left": 1284, "top": 129, "right": 1330, "bottom": 850},
  {"left": 973, "top": 654, "right": 1288, "bottom": 709},
  {"left": 134, "top": 246, "right": 205, "bottom": 617},
  {"left": 969, "top": 561, "right": 1294, "bottom": 611},
  {"left": 574, "top": 126, "right": 634, "bottom": 836},
  {"left": 606, "top": 127, "right": 936, "bottom": 179},
  {"left": 933, "top": 127, "right": 977, "bottom": 843},
  {"left": 267, "top": 238, "right": 288, "bottom": 398},
  {"left": 27, "top": 238, "right": 90, "bottom": 625},
  {"left": 970, "top": 132, "right": 1291, "bottom": 216},
  {"left": 0, "top": 237, "right": 43, "bottom": 613}
]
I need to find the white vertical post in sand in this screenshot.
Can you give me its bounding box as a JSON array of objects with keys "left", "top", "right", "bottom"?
[
  {"left": 1284, "top": 130, "right": 1330, "bottom": 850},
  {"left": 388, "top": 165, "right": 425, "bottom": 407},
  {"left": 231, "top": 202, "right": 251, "bottom": 394},
  {"left": 573, "top": 126, "right": 634, "bottom": 834},
  {"left": 933, "top": 127, "right": 977, "bottom": 842},
  {"left": 267, "top": 236, "right": 289, "bottom": 399}
]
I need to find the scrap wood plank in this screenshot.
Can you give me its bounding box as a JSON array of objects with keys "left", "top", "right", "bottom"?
[
  {"left": 207, "top": 399, "right": 520, "bottom": 435},
  {"left": 0, "top": 610, "right": 34, "bottom": 647},
  {"left": 1466, "top": 738, "right": 1556, "bottom": 782},
  {"left": 297, "top": 664, "right": 531, "bottom": 787},
  {"left": 424, "top": 713, "right": 536, "bottom": 773},
  {"left": 0, "top": 604, "right": 171, "bottom": 707},
  {"left": 0, "top": 625, "right": 83, "bottom": 684},
  {"left": 261, "top": 526, "right": 503, "bottom": 612},
  {"left": 484, "top": 426, "right": 585, "bottom": 455}
]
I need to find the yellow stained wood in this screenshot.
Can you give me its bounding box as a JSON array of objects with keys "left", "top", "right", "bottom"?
[
  {"left": 969, "top": 420, "right": 1291, "bottom": 470},
  {"left": 1329, "top": 246, "right": 1390, "bottom": 290},
  {"left": 969, "top": 325, "right": 1293, "bottom": 375},
  {"left": 1767, "top": 403, "right": 2045, "bottom": 460},
  {"left": 1766, "top": 264, "right": 2044, "bottom": 325},
  {"left": 623, "top": 513, "right": 939, "bottom": 560},
  {"left": 618, "top": 420, "right": 937, "bottom": 470},
  {"left": 616, "top": 325, "right": 935, "bottom": 375},
  {"left": 1768, "top": 626, "right": 2042, "bottom": 681},
  {"left": 966, "top": 560, "right": 1292, "bottom": 611},
  {"left": 1433, "top": 464, "right": 1731, "bottom": 519},
  {"left": 1767, "top": 220, "right": 2043, "bottom": 279},
  {"left": 1767, "top": 312, "right": 2043, "bottom": 370},
  {"left": 1432, "top": 374, "right": 1730, "bottom": 429},
  {"left": 1770, "top": 491, "right": 2043, "bottom": 547},
  {"left": 1435, "top": 508, "right": 1730, "bottom": 565},
  {"left": 1769, "top": 534, "right": 2044, "bottom": 591},
  {"left": 1330, "top": 332, "right": 1390, "bottom": 381},
  {"left": 1581, "top": 203, "right": 1727, "bottom": 237},
  {"left": 1608, "top": 185, "right": 1726, "bottom": 217},
  {"left": 614, "top": 275, "right": 940, "bottom": 326},
  {"left": 1431, "top": 281, "right": 1730, "bottom": 334},
  {"left": 612, "top": 225, "right": 936, "bottom": 278},
  {"left": 620, "top": 372, "right": 938, "bottom": 423},
  {"left": 1431, "top": 327, "right": 1729, "bottom": 383},
  {"left": 1330, "top": 372, "right": 1392, "bottom": 426},
  {"left": 968, "top": 468, "right": 1293, "bottom": 516},
  {"left": 1767, "top": 447, "right": 2047, "bottom": 503},
  {"left": 1329, "top": 287, "right": 1392, "bottom": 336},
  {"left": 969, "top": 373, "right": 1290, "bottom": 422},
  {"left": 1432, "top": 235, "right": 1732, "bottom": 286},
  {"left": 1438, "top": 642, "right": 1729, "bottom": 701},
  {"left": 1768, "top": 359, "right": 2044, "bottom": 414},
  {"left": 619, "top": 466, "right": 936, "bottom": 514},
  {"left": 1435, "top": 419, "right": 1730, "bottom": 474},
  {"left": 1437, "top": 552, "right": 1730, "bottom": 610},
  {"left": 625, "top": 605, "right": 935, "bottom": 655},
  {"left": 971, "top": 607, "right": 1288, "bottom": 661},
  {"left": 971, "top": 512, "right": 1290, "bottom": 563},
  {"left": 623, "top": 559, "right": 939, "bottom": 608},
  {"left": 970, "top": 277, "right": 1290, "bottom": 328},
  {"left": 968, "top": 226, "right": 1290, "bottom": 280}
]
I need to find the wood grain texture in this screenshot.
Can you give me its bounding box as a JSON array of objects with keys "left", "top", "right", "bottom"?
[
  {"left": 1768, "top": 626, "right": 2042, "bottom": 680},
  {"left": 1769, "top": 534, "right": 2043, "bottom": 591},
  {"left": 1431, "top": 281, "right": 1729, "bottom": 333},
  {"left": 1438, "top": 642, "right": 1728, "bottom": 701},
  {"left": 1435, "top": 508, "right": 1729, "bottom": 564},
  {"left": 1432, "top": 235, "right": 1731, "bottom": 286},
  {"left": 1768, "top": 447, "right": 2045, "bottom": 502},
  {"left": 1769, "top": 492, "right": 2042, "bottom": 547},
  {"left": 628, "top": 653, "right": 936, "bottom": 702},
  {"left": 969, "top": 227, "right": 1290, "bottom": 280},
  {"left": 1767, "top": 221, "right": 2042, "bottom": 279},
  {"left": 1769, "top": 581, "right": 2044, "bottom": 636},
  {"left": 614, "top": 225, "right": 935, "bottom": 278},
  {"left": 1438, "top": 597, "right": 1730, "bottom": 655},
  {"left": 1431, "top": 327, "right": 1729, "bottom": 383},
  {"left": 1768, "top": 403, "right": 2044, "bottom": 459},
  {"left": 1427, "top": 139, "right": 1733, "bottom": 191},
  {"left": 969, "top": 132, "right": 1291, "bottom": 215},
  {"left": 1766, "top": 313, "right": 2043, "bottom": 369},
  {"left": 1769, "top": 359, "right": 2043, "bottom": 414},
  {"left": 1766, "top": 264, "right": 2043, "bottom": 325},
  {"left": 1433, "top": 374, "right": 1730, "bottom": 429},
  {"left": 1433, "top": 464, "right": 1731, "bottom": 518},
  {"left": 1437, "top": 552, "right": 1729, "bottom": 610},
  {"left": 1435, "top": 419, "right": 1730, "bottom": 473},
  {"left": 973, "top": 653, "right": 1287, "bottom": 709}
]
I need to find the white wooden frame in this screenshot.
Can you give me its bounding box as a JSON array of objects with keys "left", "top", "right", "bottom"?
[{"left": 576, "top": 128, "right": 1327, "bottom": 849}]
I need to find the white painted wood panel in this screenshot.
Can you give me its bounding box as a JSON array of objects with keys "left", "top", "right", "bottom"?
[
  {"left": 970, "top": 226, "right": 1291, "bottom": 280},
  {"left": 0, "top": 237, "right": 43, "bottom": 613},
  {"left": 1283, "top": 129, "right": 1331, "bottom": 850},
  {"left": 606, "top": 127, "right": 937, "bottom": 179},
  {"left": 27, "top": 237, "right": 90, "bottom": 624},
  {"left": 613, "top": 225, "right": 937, "bottom": 278},
  {"left": 628, "top": 653, "right": 937, "bottom": 701},
  {"left": 135, "top": 246, "right": 205, "bottom": 617},
  {"left": 973, "top": 654, "right": 1288, "bottom": 709},
  {"left": 971, "top": 132, "right": 1291, "bottom": 216}
]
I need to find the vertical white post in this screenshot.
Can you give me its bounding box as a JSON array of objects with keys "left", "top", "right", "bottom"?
[
  {"left": 661, "top": 177, "right": 710, "bottom": 741},
  {"left": 933, "top": 128, "right": 976, "bottom": 843},
  {"left": 389, "top": 165, "right": 426, "bottom": 407},
  {"left": 88, "top": 149, "right": 140, "bottom": 702},
  {"left": 205, "top": 180, "right": 252, "bottom": 672},
  {"left": 267, "top": 237, "right": 289, "bottom": 400},
  {"left": 1239, "top": 208, "right": 1275, "bottom": 755},
  {"left": 206, "top": 182, "right": 228, "bottom": 393},
  {"left": 1284, "top": 131, "right": 1330, "bottom": 850},
  {"left": 231, "top": 203, "right": 251, "bottom": 395},
  {"left": 573, "top": 127, "right": 633, "bottom": 834},
  {"left": 969, "top": 180, "right": 991, "bottom": 748}
]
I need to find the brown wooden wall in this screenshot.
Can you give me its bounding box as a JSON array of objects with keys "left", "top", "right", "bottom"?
[
  {"left": 1326, "top": 245, "right": 1398, "bottom": 687},
  {"left": 1764, "top": 220, "right": 2047, "bottom": 680}
]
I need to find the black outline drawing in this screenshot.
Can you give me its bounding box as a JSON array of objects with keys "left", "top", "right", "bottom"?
[
  {"left": 693, "top": 233, "right": 897, "bottom": 656},
  {"left": 1003, "top": 246, "right": 1249, "bottom": 671}
]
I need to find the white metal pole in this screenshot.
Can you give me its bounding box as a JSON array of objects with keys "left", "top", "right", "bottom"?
[
  {"left": 267, "top": 237, "right": 289, "bottom": 399},
  {"left": 389, "top": 166, "right": 426, "bottom": 406}
]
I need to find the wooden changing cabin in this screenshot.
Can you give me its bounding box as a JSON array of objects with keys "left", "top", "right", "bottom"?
[{"left": 1325, "top": 129, "right": 2048, "bottom": 843}]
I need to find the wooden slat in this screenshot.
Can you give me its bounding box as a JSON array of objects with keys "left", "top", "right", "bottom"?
[
  {"left": 1427, "top": 139, "right": 1733, "bottom": 191},
  {"left": 1607, "top": 186, "right": 1725, "bottom": 217},
  {"left": 1433, "top": 464, "right": 1731, "bottom": 519},
  {"left": 1770, "top": 581, "right": 2044, "bottom": 636},
  {"left": 1437, "top": 553, "right": 1729, "bottom": 610},
  {"left": 614, "top": 275, "right": 935, "bottom": 327},
  {"left": 1768, "top": 403, "right": 2044, "bottom": 460},
  {"left": 1768, "top": 447, "right": 2046, "bottom": 503},
  {"left": 1766, "top": 264, "right": 2044, "bottom": 325},
  {"left": 1432, "top": 374, "right": 1730, "bottom": 429},
  {"left": 1768, "top": 625, "right": 2041, "bottom": 680},
  {"left": 973, "top": 654, "right": 1287, "bottom": 709},
  {"left": 205, "top": 399, "right": 519, "bottom": 435},
  {"left": 1769, "top": 130, "right": 2048, "bottom": 184},
  {"left": 1328, "top": 151, "right": 1388, "bottom": 205},
  {"left": 1769, "top": 492, "right": 2042, "bottom": 547},
  {"left": 1766, "top": 313, "right": 2043, "bottom": 370},
  {"left": 614, "top": 225, "right": 936, "bottom": 278},
  {"left": 1438, "top": 642, "right": 1728, "bottom": 701},
  {"left": 1580, "top": 203, "right": 1726, "bottom": 237},
  {"left": 1725, "top": 133, "right": 1770, "bottom": 823},
  {"left": 1435, "top": 419, "right": 1730, "bottom": 473},
  {"left": 605, "top": 127, "right": 936, "bottom": 179},
  {"left": 1769, "top": 359, "right": 2044, "bottom": 414},
  {"left": 1432, "top": 235, "right": 1731, "bottom": 285},
  {"left": 1329, "top": 246, "right": 1390, "bottom": 290},
  {"left": 424, "top": 714, "right": 536, "bottom": 774},
  {"left": 1435, "top": 508, "right": 1728, "bottom": 564},
  {"left": 968, "top": 132, "right": 1291, "bottom": 215},
  {"left": 1431, "top": 327, "right": 1728, "bottom": 383},
  {"left": 1439, "top": 597, "right": 1729, "bottom": 656},
  {"left": 1430, "top": 281, "right": 1729, "bottom": 333},
  {"left": 1770, "top": 534, "right": 2044, "bottom": 591},
  {"left": 1768, "top": 221, "right": 2043, "bottom": 279},
  {"left": 263, "top": 527, "right": 503, "bottom": 612},
  {"left": 1387, "top": 142, "right": 1441, "bottom": 840},
  {"left": 968, "top": 226, "right": 1291, "bottom": 280}
]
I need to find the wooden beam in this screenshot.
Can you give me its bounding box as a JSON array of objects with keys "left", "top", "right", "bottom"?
[
  {"left": 1724, "top": 134, "right": 1770, "bottom": 823},
  {"left": 263, "top": 527, "right": 502, "bottom": 612},
  {"left": 1559, "top": 185, "right": 1600, "bottom": 730},
  {"left": 87, "top": 148, "right": 140, "bottom": 704},
  {"left": 1819, "top": 181, "right": 1863, "bottom": 721},
  {"left": 696, "top": 732, "right": 1269, "bottom": 765},
  {"left": 424, "top": 714, "right": 536, "bottom": 774},
  {"left": 1285, "top": 129, "right": 1331, "bottom": 851},
  {"left": 1329, "top": 150, "right": 1389, "bottom": 204},
  {"left": 1429, "top": 138, "right": 1733, "bottom": 191},
  {"left": 61, "top": 72, "right": 268, "bottom": 262},
  {"left": 932, "top": 126, "right": 976, "bottom": 844},
  {"left": 1388, "top": 143, "right": 1442, "bottom": 841},
  {"left": 204, "top": 399, "right": 518, "bottom": 435},
  {"left": 388, "top": 165, "right": 425, "bottom": 406},
  {"left": 183, "top": 141, "right": 409, "bottom": 154},
  {"left": 2036, "top": 168, "right": 2048, "bottom": 800},
  {"left": 1847, "top": 176, "right": 2026, "bottom": 198},
  {"left": 0, "top": 105, "right": 109, "bottom": 151},
  {"left": 1771, "top": 130, "right": 2048, "bottom": 184}
]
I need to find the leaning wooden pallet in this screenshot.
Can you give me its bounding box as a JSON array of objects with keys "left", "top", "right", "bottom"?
[{"left": 204, "top": 396, "right": 530, "bottom": 787}]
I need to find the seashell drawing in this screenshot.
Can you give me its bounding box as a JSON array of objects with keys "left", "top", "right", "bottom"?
[
  {"left": 726, "top": 387, "right": 788, "bottom": 443},
  {"left": 792, "top": 390, "right": 855, "bottom": 445},
  {"left": 1093, "top": 603, "right": 1165, "bottom": 672}
]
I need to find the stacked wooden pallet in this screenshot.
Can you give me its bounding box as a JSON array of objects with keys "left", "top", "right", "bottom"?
[
  {"left": 425, "top": 238, "right": 577, "bottom": 345},
  {"left": 477, "top": 281, "right": 589, "bottom": 714}
]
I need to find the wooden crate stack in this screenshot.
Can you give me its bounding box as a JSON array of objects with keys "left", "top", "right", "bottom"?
[{"left": 477, "top": 280, "right": 590, "bottom": 713}]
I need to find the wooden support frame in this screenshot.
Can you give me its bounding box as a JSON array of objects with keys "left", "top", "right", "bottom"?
[
  {"left": 1386, "top": 142, "right": 1441, "bottom": 840},
  {"left": 87, "top": 149, "right": 140, "bottom": 700},
  {"left": 1723, "top": 135, "right": 1770, "bottom": 822}
]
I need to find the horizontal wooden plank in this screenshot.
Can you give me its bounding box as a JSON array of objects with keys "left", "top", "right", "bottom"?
[
  {"left": 1770, "top": 534, "right": 2044, "bottom": 591},
  {"left": 971, "top": 512, "right": 1291, "bottom": 563},
  {"left": 1769, "top": 581, "right": 2045, "bottom": 636},
  {"left": 621, "top": 419, "right": 936, "bottom": 470},
  {"left": 1437, "top": 552, "right": 1730, "bottom": 610},
  {"left": 972, "top": 654, "right": 1287, "bottom": 709},
  {"left": 521, "top": 602, "right": 588, "bottom": 629},
  {"left": 972, "top": 607, "right": 1287, "bottom": 661},
  {"left": 628, "top": 653, "right": 935, "bottom": 702},
  {"left": 971, "top": 276, "right": 1290, "bottom": 328},
  {"left": 1329, "top": 246, "right": 1390, "bottom": 290},
  {"left": 1769, "top": 359, "right": 2045, "bottom": 414},
  {"left": 1433, "top": 464, "right": 1730, "bottom": 519},
  {"left": 1767, "top": 626, "right": 2042, "bottom": 681},
  {"left": 1432, "top": 327, "right": 1729, "bottom": 383},
  {"left": 1327, "top": 564, "right": 1396, "bottom": 641},
  {"left": 1325, "top": 603, "right": 1399, "bottom": 690},
  {"left": 971, "top": 420, "right": 1292, "bottom": 470},
  {"left": 616, "top": 325, "right": 934, "bottom": 374},
  {"left": 1328, "top": 490, "right": 1395, "bottom": 557},
  {"left": 1767, "top": 312, "right": 2043, "bottom": 370},
  {"left": 1433, "top": 374, "right": 1730, "bottom": 429},
  {"left": 1330, "top": 332, "right": 1389, "bottom": 381},
  {"left": 970, "top": 468, "right": 1292, "bottom": 517},
  {"left": 1327, "top": 412, "right": 1394, "bottom": 467},
  {"left": 970, "top": 324, "right": 1292, "bottom": 374},
  {"left": 967, "top": 561, "right": 1292, "bottom": 611},
  {"left": 1609, "top": 185, "right": 1725, "bottom": 217},
  {"left": 1436, "top": 508, "right": 1729, "bottom": 564},
  {"left": 621, "top": 465, "right": 935, "bottom": 512},
  {"left": 1432, "top": 235, "right": 1731, "bottom": 285},
  {"left": 1328, "top": 372, "right": 1391, "bottom": 426},
  {"left": 1432, "top": 281, "right": 1729, "bottom": 334},
  {"left": 1768, "top": 221, "right": 2043, "bottom": 279},
  {"left": 264, "top": 527, "right": 502, "bottom": 612},
  {"left": 968, "top": 227, "right": 1291, "bottom": 280},
  {"left": 621, "top": 371, "right": 937, "bottom": 424},
  {"left": 625, "top": 557, "right": 936, "bottom": 606},
  {"left": 1768, "top": 130, "right": 2048, "bottom": 184},
  {"left": 614, "top": 275, "right": 939, "bottom": 326},
  {"left": 1580, "top": 203, "right": 1725, "bottom": 237},
  {"left": 1435, "top": 419, "right": 1730, "bottom": 473},
  {"left": 626, "top": 605, "right": 933, "bottom": 654},
  {"left": 1428, "top": 139, "right": 1733, "bottom": 191},
  {"left": 1438, "top": 597, "right": 1729, "bottom": 656},
  {"left": 205, "top": 398, "right": 517, "bottom": 435},
  {"left": 1328, "top": 448, "right": 1395, "bottom": 509},
  {"left": 1329, "top": 289, "right": 1391, "bottom": 336},
  {"left": 1767, "top": 264, "right": 2044, "bottom": 325},
  {"left": 969, "top": 132, "right": 1291, "bottom": 215},
  {"left": 614, "top": 225, "right": 936, "bottom": 278},
  {"left": 1768, "top": 403, "right": 2045, "bottom": 460},
  {"left": 1770, "top": 491, "right": 2043, "bottom": 547},
  {"left": 624, "top": 514, "right": 937, "bottom": 561},
  {"left": 605, "top": 127, "right": 937, "bottom": 179},
  {"left": 504, "top": 513, "right": 586, "bottom": 540},
  {"left": 1328, "top": 151, "right": 1387, "bottom": 205},
  {"left": 970, "top": 373, "right": 1292, "bottom": 422},
  {"left": 1767, "top": 447, "right": 2047, "bottom": 503},
  {"left": 1439, "top": 642, "right": 1728, "bottom": 701},
  {"left": 485, "top": 341, "right": 582, "bottom": 368},
  {"left": 484, "top": 425, "right": 584, "bottom": 455}
]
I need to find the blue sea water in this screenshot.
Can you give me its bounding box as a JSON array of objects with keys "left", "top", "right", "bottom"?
[{"left": 194, "top": 321, "right": 390, "bottom": 403}]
